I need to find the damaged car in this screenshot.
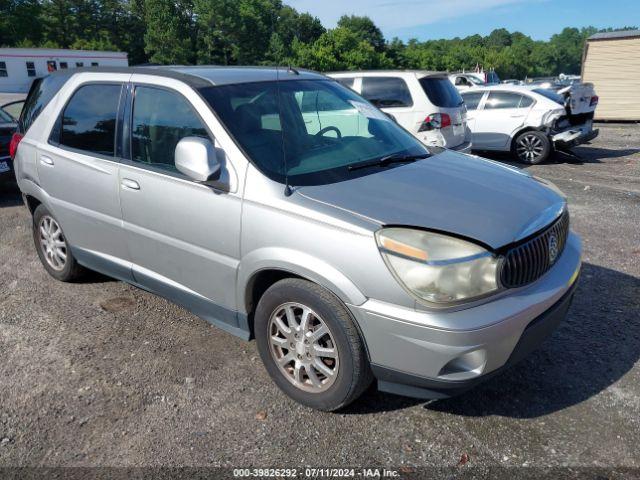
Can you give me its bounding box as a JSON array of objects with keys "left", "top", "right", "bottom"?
[{"left": 461, "top": 85, "right": 598, "bottom": 164}]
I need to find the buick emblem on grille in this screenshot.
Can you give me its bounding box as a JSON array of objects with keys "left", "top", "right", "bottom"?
[{"left": 548, "top": 234, "right": 559, "bottom": 264}]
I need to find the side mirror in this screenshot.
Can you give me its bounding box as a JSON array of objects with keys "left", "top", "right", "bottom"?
[{"left": 175, "top": 136, "right": 222, "bottom": 185}]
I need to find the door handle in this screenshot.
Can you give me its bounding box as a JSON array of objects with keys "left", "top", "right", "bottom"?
[
  {"left": 40, "top": 155, "right": 54, "bottom": 166},
  {"left": 121, "top": 178, "right": 140, "bottom": 190},
  {"left": 510, "top": 114, "right": 525, "bottom": 118}
]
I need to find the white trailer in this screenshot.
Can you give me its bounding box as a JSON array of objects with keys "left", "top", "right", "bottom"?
[{"left": 0, "top": 48, "right": 128, "bottom": 93}]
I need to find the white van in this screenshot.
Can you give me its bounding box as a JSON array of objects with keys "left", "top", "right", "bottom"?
[{"left": 328, "top": 71, "right": 472, "bottom": 153}]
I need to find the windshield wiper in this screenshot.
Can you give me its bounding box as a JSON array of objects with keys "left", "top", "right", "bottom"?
[{"left": 348, "top": 153, "right": 430, "bottom": 171}]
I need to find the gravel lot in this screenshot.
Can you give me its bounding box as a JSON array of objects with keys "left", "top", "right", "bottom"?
[{"left": 0, "top": 124, "right": 639, "bottom": 475}]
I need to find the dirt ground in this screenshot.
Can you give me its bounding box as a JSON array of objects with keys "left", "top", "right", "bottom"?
[{"left": 0, "top": 123, "right": 639, "bottom": 476}]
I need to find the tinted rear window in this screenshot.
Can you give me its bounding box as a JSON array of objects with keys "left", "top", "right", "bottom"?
[
  {"left": 59, "top": 84, "right": 122, "bottom": 156},
  {"left": 419, "top": 77, "right": 463, "bottom": 108},
  {"left": 19, "top": 74, "right": 69, "bottom": 133},
  {"left": 533, "top": 88, "right": 565, "bottom": 105},
  {"left": 361, "top": 77, "right": 413, "bottom": 108}
]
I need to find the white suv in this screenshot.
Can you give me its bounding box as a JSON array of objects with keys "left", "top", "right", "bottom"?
[{"left": 329, "top": 71, "right": 472, "bottom": 153}]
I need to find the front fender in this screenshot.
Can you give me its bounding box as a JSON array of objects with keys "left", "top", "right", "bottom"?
[{"left": 237, "top": 247, "right": 368, "bottom": 315}]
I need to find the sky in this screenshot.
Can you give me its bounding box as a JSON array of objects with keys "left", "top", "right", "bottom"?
[{"left": 289, "top": 0, "right": 640, "bottom": 41}]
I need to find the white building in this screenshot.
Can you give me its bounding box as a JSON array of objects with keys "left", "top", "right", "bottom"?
[{"left": 0, "top": 48, "right": 128, "bottom": 93}]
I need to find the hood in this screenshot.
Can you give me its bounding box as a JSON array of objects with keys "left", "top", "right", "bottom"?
[{"left": 297, "top": 150, "right": 565, "bottom": 250}]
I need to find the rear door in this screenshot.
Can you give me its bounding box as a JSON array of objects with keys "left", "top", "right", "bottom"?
[
  {"left": 470, "top": 90, "right": 533, "bottom": 150},
  {"left": 118, "top": 79, "right": 243, "bottom": 334},
  {"left": 38, "top": 78, "right": 133, "bottom": 280}
]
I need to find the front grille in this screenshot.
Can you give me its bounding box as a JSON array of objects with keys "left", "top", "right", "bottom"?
[{"left": 500, "top": 210, "right": 570, "bottom": 288}]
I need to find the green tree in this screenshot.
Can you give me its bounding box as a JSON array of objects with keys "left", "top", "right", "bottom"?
[
  {"left": 144, "top": 0, "right": 194, "bottom": 64},
  {"left": 337, "top": 14, "right": 385, "bottom": 52},
  {"left": 291, "top": 27, "right": 391, "bottom": 71},
  {"left": 0, "top": 0, "right": 43, "bottom": 47}
]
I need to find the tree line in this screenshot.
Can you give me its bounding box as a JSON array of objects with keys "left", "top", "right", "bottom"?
[{"left": 1, "top": 0, "right": 636, "bottom": 79}]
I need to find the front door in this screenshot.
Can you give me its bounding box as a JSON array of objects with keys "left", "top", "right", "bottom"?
[{"left": 118, "top": 83, "right": 244, "bottom": 335}]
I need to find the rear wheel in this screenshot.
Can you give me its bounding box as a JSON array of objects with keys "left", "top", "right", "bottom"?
[
  {"left": 33, "top": 205, "right": 85, "bottom": 282},
  {"left": 255, "top": 278, "right": 372, "bottom": 411},
  {"left": 514, "top": 130, "right": 551, "bottom": 164}
]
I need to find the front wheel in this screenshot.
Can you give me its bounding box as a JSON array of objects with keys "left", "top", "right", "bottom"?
[
  {"left": 255, "top": 278, "right": 372, "bottom": 411},
  {"left": 514, "top": 130, "right": 551, "bottom": 164}
]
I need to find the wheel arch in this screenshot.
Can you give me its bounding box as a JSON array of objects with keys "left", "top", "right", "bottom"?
[
  {"left": 510, "top": 126, "right": 548, "bottom": 152},
  {"left": 18, "top": 178, "right": 51, "bottom": 215},
  {"left": 238, "top": 248, "right": 368, "bottom": 337}
]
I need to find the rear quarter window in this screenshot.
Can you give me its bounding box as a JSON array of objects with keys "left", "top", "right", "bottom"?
[
  {"left": 419, "top": 77, "right": 463, "bottom": 108},
  {"left": 19, "top": 74, "right": 70, "bottom": 134}
]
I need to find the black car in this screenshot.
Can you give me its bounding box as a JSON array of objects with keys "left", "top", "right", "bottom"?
[{"left": 0, "top": 101, "right": 22, "bottom": 180}]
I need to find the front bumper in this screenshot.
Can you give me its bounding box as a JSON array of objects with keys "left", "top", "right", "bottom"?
[
  {"left": 552, "top": 124, "right": 599, "bottom": 149},
  {"left": 347, "top": 232, "right": 582, "bottom": 400}
]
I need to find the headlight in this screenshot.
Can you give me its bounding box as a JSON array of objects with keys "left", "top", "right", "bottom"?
[{"left": 376, "top": 228, "right": 500, "bottom": 305}]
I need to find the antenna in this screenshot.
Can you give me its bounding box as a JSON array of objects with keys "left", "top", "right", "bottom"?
[{"left": 275, "top": 65, "right": 293, "bottom": 197}]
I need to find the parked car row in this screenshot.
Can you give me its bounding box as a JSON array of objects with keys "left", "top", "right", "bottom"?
[
  {"left": 327, "top": 70, "right": 598, "bottom": 164},
  {"left": 329, "top": 71, "right": 472, "bottom": 153},
  {"left": 10, "top": 66, "right": 582, "bottom": 411}
]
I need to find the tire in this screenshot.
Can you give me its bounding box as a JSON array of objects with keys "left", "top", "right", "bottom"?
[
  {"left": 255, "top": 278, "right": 373, "bottom": 411},
  {"left": 513, "top": 130, "right": 551, "bottom": 164},
  {"left": 32, "top": 204, "right": 85, "bottom": 282}
]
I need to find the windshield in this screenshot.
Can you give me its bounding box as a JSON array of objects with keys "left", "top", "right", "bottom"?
[
  {"left": 420, "top": 77, "right": 463, "bottom": 107},
  {"left": 200, "top": 79, "right": 428, "bottom": 186},
  {"left": 468, "top": 76, "right": 485, "bottom": 85},
  {"left": 0, "top": 108, "right": 14, "bottom": 123},
  {"left": 533, "top": 88, "right": 565, "bottom": 105}
]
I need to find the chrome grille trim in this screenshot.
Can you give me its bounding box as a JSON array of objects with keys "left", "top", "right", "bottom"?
[{"left": 500, "top": 210, "right": 570, "bottom": 288}]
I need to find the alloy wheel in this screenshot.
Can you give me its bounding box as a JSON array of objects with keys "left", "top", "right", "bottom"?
[
  {"left": 268, "top": 302, "right": 340, "bottom": 393},
  {"left": 38, "top": 215, "right": 67, "bottom": 271},
  {"left": 516, "top": 133, "right": 545, "bottom": 162}
]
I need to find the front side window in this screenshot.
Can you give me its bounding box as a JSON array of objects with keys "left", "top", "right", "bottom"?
[
  {"left": 59, "top": 84, "right": 122, "bottom": 156},
  {"left": 461, "top": 92, "right": 484, "bottom": 110},
  {"left": 0, "top": 62, "right": 7, "bottom": 77},
  {"left": 200, "top": 79, "right": 428, "bottom": 186},
  {"left": 131, "top": 86, "right": 209, "bottom": 173},
  {"left": 484, "top": 91, "right": 524, "bottom": 110},
  {"left": 26, "top": 62, "right": 36, "bottom": 77},
  {"left": 361, "top": 77, "right": 413, "bottom": 108},
  {"left": 455, "top": 76, "right": 470, "bottom": 86}
]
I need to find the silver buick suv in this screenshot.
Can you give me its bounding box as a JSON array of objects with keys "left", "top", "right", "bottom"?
[{"left": 11, "top": 66, "right": 581, "bottom": 411}]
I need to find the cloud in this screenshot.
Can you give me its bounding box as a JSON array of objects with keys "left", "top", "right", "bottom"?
[{"left": 288, "top": 0, "right": 540, "bottom": 33}]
